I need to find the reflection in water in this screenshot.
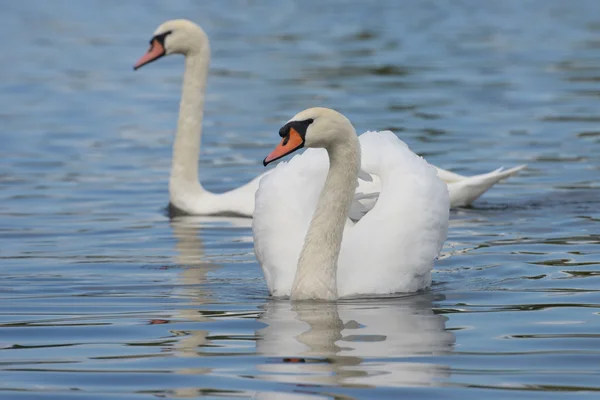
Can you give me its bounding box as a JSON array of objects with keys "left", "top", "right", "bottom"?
[
  {"left": 167, "top": 216, "right": 249, "bottom": 397},
  {"left": 3, "top": 0, "right": 600, "bottom": 397},
  {"left": 169, "top": 216, "right": 455, "bottom": 394},
  {"left": 255, "top": 296, "right": 455, "bottom": 389},
  {"left": 168, "top": 216, "right": 258, "bottom": 397},
  {"left": 170, "top": 214, "right": 253, "bottom": 306},
  {"left": 169, "top": 217, "right": 214, "bottom": 387}
]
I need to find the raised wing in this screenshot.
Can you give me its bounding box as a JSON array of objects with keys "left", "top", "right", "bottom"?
[{"left": 337, "top": 131, "right": 450, "bottom": 296}]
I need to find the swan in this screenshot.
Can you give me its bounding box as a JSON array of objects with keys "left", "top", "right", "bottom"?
[
  {"left": 134, "top": 19, "right": 525, "bottom": 217},
  {"left": 252, "top": 107, "right": 450, "bottom": 300},
  {"left": 134, "top": 19, "right": 263, "bottom": 217}
]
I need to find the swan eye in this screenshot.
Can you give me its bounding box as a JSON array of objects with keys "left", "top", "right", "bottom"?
[
  {"left": 278, "top": 118, "right": 314, "bottom": 139},
  {"left": 296, "top": 118, "right": 314, "bottom": 130},
  {"left": 150, "top": 30, "right": 173, "bottom": 46}
]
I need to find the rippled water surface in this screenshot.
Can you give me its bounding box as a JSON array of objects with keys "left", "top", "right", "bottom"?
[{"left": 2, "top": 0, "right": 600, "bottom": 398}]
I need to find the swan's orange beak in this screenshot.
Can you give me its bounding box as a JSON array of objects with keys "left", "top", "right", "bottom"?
[
  {"left": 263, "top": 128, "right": 305, "bottom": 166},
  {"left": 133, "top": 39, "right": 166, "bottom": 70}
]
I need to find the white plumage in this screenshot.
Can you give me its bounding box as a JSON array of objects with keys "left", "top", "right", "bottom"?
[
  {"left": 136, "top": 19, "right": 525, "bottom": 217},
  {"left": 253, "top": 109, "right": 450, "bottom": 299}
]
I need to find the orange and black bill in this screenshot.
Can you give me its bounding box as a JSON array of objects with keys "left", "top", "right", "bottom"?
[
  {"left": 263, "top": 119, "right": 314, "bottom": 166},
  {"left": 133, "top": 31, "right": 172, "bottom": 70},
  {"left": 263, "top": 127, "right": 304, "bottom": 166}
]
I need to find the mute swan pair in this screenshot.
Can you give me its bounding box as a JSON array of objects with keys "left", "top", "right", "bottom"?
[{"left": 134, "top": 19, "right": 526, "bottom": 217}]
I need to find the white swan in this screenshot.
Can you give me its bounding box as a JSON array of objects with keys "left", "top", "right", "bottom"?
[
  {"left": 134, "top": 19, "right": 525, "bottom": 217},
  {"left": 134, "top": 19, "right": 263, "bottom": 217},
  {"left": 253, "top": 107, "right": 450, "bottom": 300}
]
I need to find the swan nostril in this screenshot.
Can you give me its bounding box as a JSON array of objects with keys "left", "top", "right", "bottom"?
[{"left": 282, "top": 134, "right": 290, "bottom": 146}]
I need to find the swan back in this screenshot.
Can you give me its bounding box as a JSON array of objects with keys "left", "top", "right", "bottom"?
[{"left": 337, "top": 131, "right": 449, "bottom": 295}]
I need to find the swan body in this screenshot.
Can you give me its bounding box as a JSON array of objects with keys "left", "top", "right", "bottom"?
[{"left": 253, "top": 108, "right": 449, "bottom": 300}]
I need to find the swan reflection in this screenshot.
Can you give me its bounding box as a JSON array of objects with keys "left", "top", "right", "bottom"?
[
  {"left": 166, "top": 215, "right": 256, "bottom": 398},
  {"left": 169, "top": 216, "right": 215, "bottom": 366},
  {"left": 255, "top": 295, "right": 455, "bottom": 388},
  {"left": 169, "top": 215, "right": 254, "bottom": 358}
]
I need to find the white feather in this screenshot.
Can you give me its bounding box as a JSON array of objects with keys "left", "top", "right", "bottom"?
[{"left": 253, "top": 130, "right": 450, "bottom": 298}]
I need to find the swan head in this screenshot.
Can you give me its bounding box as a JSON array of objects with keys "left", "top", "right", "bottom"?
[
  {"left": 133, "top": 19, "right": 208, "bottom": 70},
  {"left": 263, "top": 107, "right": 355, "bottom": 166}
]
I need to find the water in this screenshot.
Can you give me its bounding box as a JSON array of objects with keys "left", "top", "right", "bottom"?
[{"left": 1, "top": 0, "right": 600, "bottom": 398}]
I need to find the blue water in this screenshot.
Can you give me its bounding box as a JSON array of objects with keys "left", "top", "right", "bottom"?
[{"left": 2, "top": 0, "right": 600, "bottom": 398}]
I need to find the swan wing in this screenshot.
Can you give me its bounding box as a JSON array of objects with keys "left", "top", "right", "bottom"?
[
  {"left": 351, "top": 159, "right": 527, "bottom": 214},
  {"left": 348, "top": 172, "right": 381, "bottom": 221},
  {"left": 337, "top": 131, "right": 450, "bottom": 297}
]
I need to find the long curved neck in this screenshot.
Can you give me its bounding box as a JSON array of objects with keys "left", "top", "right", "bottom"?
[
  {"left": 170, "top": 45, "right": 210, "bottom": 196},
  {"left": 291, "top": 134, "right": 361, "bottom": 301}
]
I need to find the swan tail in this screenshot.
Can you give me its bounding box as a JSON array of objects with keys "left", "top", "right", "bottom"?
[{"left": 446, "top": 164, "right": 527, "bottom": 207}]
